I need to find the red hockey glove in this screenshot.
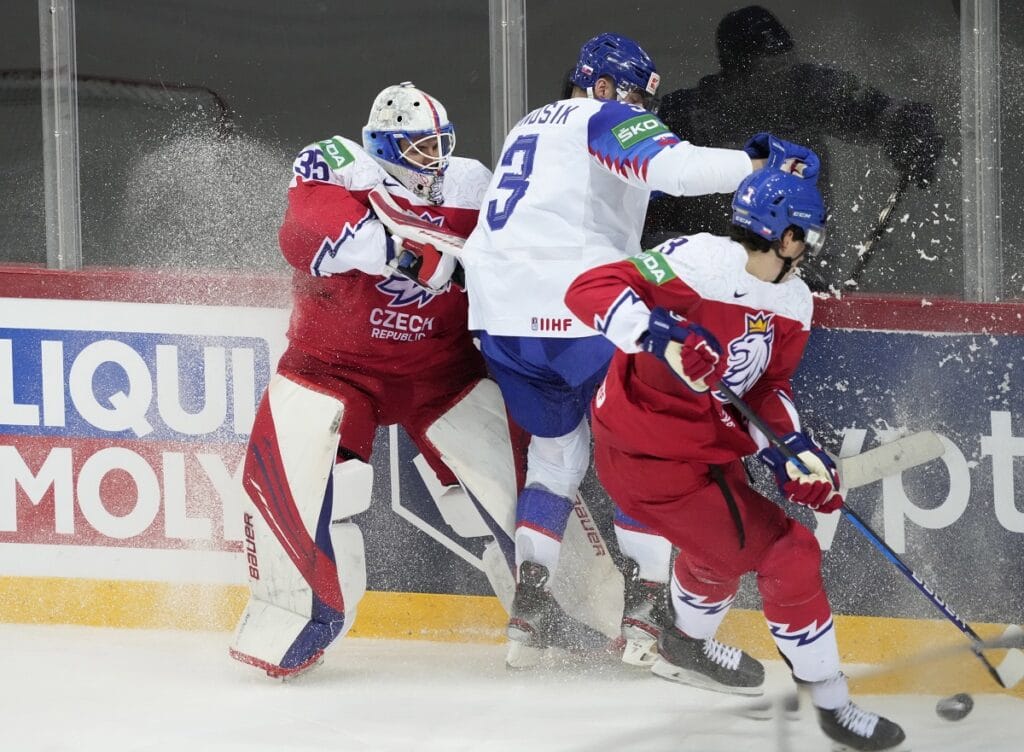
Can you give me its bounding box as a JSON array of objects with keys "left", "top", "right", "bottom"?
[
  {"left": 387, "top": 236, "right": 458, "bottom": 293},
  {"left": 641, "top": 307, "right": 727, "bottom": 393},
  {"left": 758, "top": 432, "right": 843, "bottom": 513}
]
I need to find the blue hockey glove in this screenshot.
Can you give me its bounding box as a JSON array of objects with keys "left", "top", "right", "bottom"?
[
  {"left": 758, "top": 432, "right": 843, "bottom": 513},
  {"left": 641, "top": 308, "right": 726, "bottom": 393},
  {"left": 743, "top": 132, "right": 821, "bottom": 180}
]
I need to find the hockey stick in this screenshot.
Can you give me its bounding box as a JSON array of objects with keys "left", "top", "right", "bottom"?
[
  {"left": 844, "top": 175, "right": 911, "bottom": 288},
  {"left": 715, "top": 380, "right": 1019, "bottom": 689},
  {"left": 367, "top": 187, "right": 468, "bottom": 258},
  {"left": 832, "top": 430, "right": 944, "bottom": 491}
]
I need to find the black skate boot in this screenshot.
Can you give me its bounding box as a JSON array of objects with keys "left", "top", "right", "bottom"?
[
  {"left": 506, "top": 561, "right": 607, "bottom": 669},
  {"left": 816, "top": 702, "right": 906, "bottom": 751},
  {"left": 651, "top": 625, "right": 765, "bottom": 695},
  {"left": 619, "top": 558, "right": 672, "bottom": 666}
]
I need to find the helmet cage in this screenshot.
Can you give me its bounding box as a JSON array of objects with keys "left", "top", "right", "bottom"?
[{"left": 365, "top": 124, "right": 455, "bottom": 177}]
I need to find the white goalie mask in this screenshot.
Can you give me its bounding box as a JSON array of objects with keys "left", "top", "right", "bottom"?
[{"left": 362, "top": 82, "right": 456, "bottom": 205}]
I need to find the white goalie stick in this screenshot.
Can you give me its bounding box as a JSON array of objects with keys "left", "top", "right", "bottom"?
[{"left": 367, "top": 186, "right": 468, "bottom": 258}]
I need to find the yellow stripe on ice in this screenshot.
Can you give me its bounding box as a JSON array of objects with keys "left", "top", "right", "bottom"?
[{"left": 1, "top": 576, "right": 1019, "bottom": 697}]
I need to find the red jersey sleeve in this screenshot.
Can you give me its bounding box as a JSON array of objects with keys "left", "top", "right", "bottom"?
[
  {"left": 566, "top": 250, "right": 703, "bottom": 353},
  {"left": 278, "top": 138, "right": 391, "bottom": 278}
]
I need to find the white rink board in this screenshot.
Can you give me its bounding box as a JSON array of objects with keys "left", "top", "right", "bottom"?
[{"left": 0, "top": 297, "right": 289, "bottom": 584}]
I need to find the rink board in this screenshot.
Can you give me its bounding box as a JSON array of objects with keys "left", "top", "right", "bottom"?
[{"left": 1, "top": 269, "right": 1023, "bottom": 694}]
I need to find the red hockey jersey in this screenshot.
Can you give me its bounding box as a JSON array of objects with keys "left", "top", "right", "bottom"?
[
  {"left": 565, "top": 234, "right": 813, "bottom": 464},
  {"left": 277, "top": 135, "right": 491, "bottom": 377}
]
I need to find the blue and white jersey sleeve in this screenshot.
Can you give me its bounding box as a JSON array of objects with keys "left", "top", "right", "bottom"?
[
  {"left": 586, "top": 101, "right": 753, "bottom": 196},
  {"left": 463, "top": 98, "right": 752, "bottom": 339}
]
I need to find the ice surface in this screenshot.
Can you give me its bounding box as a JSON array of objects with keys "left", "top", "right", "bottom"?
[{"left": 3, "top": 624, "right": 1023, "bottom": 751}]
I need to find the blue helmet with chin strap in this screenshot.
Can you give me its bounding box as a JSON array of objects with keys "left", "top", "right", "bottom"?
[
  {"left": 570, "top": 33, "right": 661, "bottom": 109},
  {"left": 731, "top": 169, "right": 827, "bottom": 256}
]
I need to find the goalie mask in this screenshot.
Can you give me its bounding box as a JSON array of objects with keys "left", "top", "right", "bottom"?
[{"left": 363, "top": 82, "right": 455, "bottom": 205}]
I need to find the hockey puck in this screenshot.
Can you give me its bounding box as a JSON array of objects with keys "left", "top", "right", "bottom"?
[{"left": 935, "top": 692, "right": 973, "bottom": 721}]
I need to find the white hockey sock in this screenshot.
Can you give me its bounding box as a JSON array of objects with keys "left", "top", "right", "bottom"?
[
  {"left": 614, "top": 524, "right": 672, "bottom": 582},
  {"left": 515, "top": 526, "right": 563, "bottom": 576},
  {"left": 670, "top": 576, "right": 734, "bottom": 639}
]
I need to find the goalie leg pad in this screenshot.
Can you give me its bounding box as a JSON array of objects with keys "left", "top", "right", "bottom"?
[
  {"left": 332, "top": 458, "right": 373, "bottom": 519},
  {"left": 230, "top": 374, "right": 362, "bottom": 677},
  {"left": 329, "top": 457, "right": 373, "bottom": 621},
  {"left": 424, "top": 378, "right": 519, "bottom": 537}
]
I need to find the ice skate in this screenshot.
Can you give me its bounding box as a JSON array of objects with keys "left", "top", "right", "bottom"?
[
  {"left": 506, "top": 561, "right": 608, "bottom": 669},
  {"left": 619, "top": 558, "right": 671, "bottom": 666},
  {"left": 816, "top": 701, "right": 906, "bottom": 751},
  {"left": 651, "top": 625, "right": 765, "bottom": 695}
]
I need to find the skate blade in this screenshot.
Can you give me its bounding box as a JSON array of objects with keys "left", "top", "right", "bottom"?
[
  {"left": 650, "top": 657, "right": 764, "bottom": 696},
  {"left": 830, "top": 743, "right": 909, "bottom": 752},
  {"left": 506, "top": 640, "right": 545, "bottom": 670},
  {"left": 735, "top": 693, "right": 800, "bottom": 721},
  {"left": 621, "top": 636, "right": 658, "bottom": 667}
]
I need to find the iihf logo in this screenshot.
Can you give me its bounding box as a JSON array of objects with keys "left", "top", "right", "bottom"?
[
  {"left": 740, "top": 185, "right": 756, "bottom": 205},
  {"left": 376, "top": 277, "right": 437, "bottom": 308},
  {"left": 531, "top": 316, "right": 573, "bottom": 332}
]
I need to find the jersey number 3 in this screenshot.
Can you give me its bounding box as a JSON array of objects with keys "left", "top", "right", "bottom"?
[{"left": 486, "top": 134, "right": 538, "bottom": 231}]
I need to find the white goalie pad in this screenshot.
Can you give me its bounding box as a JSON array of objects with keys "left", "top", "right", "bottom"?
[
  {"left": 230, "top": 599, "right": 323, "bottom": 678},
  {"left": 231, "top": 374, "right": 348, "bottom": 674},
  {"left": 424, "top": 380, "right": 623, "bottom": 634},
  {"left": 332, "top": 458, "right": 374, "bottom": 519},
  {"left": 328, "top": 521, "right": 367, "bottom": 621},
  {"left": 424, "top": 379, "right": 518, "bottom": 537},
  {"left": 329, "top": 459, "right": 373, "bottom": 620},
  {"left": 241, "top": 374, "right": 344, "bottom": 610},
  {"left": 412, "top": 454, "right": 492, "bottom": 538},
  {"left": 549, "top": 493, "right": 624, "bottom": 639}
]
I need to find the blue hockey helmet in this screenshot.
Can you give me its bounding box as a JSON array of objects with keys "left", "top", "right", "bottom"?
[
  {"left": 362, "top": 82, "right": 455, "bottom": 204},
  {"left": 570, "top": 33, "right": 661, "bottom": 109},
  {"left": 731, "top": 169, "right": 827, "bottom": 255}
]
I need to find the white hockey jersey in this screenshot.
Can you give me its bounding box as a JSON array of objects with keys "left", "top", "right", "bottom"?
[{"left": 461, "top": 97, "right": 753, "bottom": 338}]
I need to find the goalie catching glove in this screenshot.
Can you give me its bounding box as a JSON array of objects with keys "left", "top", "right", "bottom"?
[
  {"left": 641, "top": 307, "right": 727, "bottom": 393},
  {"left": 758, "top": 432, "right": 843, "bottom": 513},
  {"left": 386, "top": 235, "right": 461, "bottom": 293}
]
